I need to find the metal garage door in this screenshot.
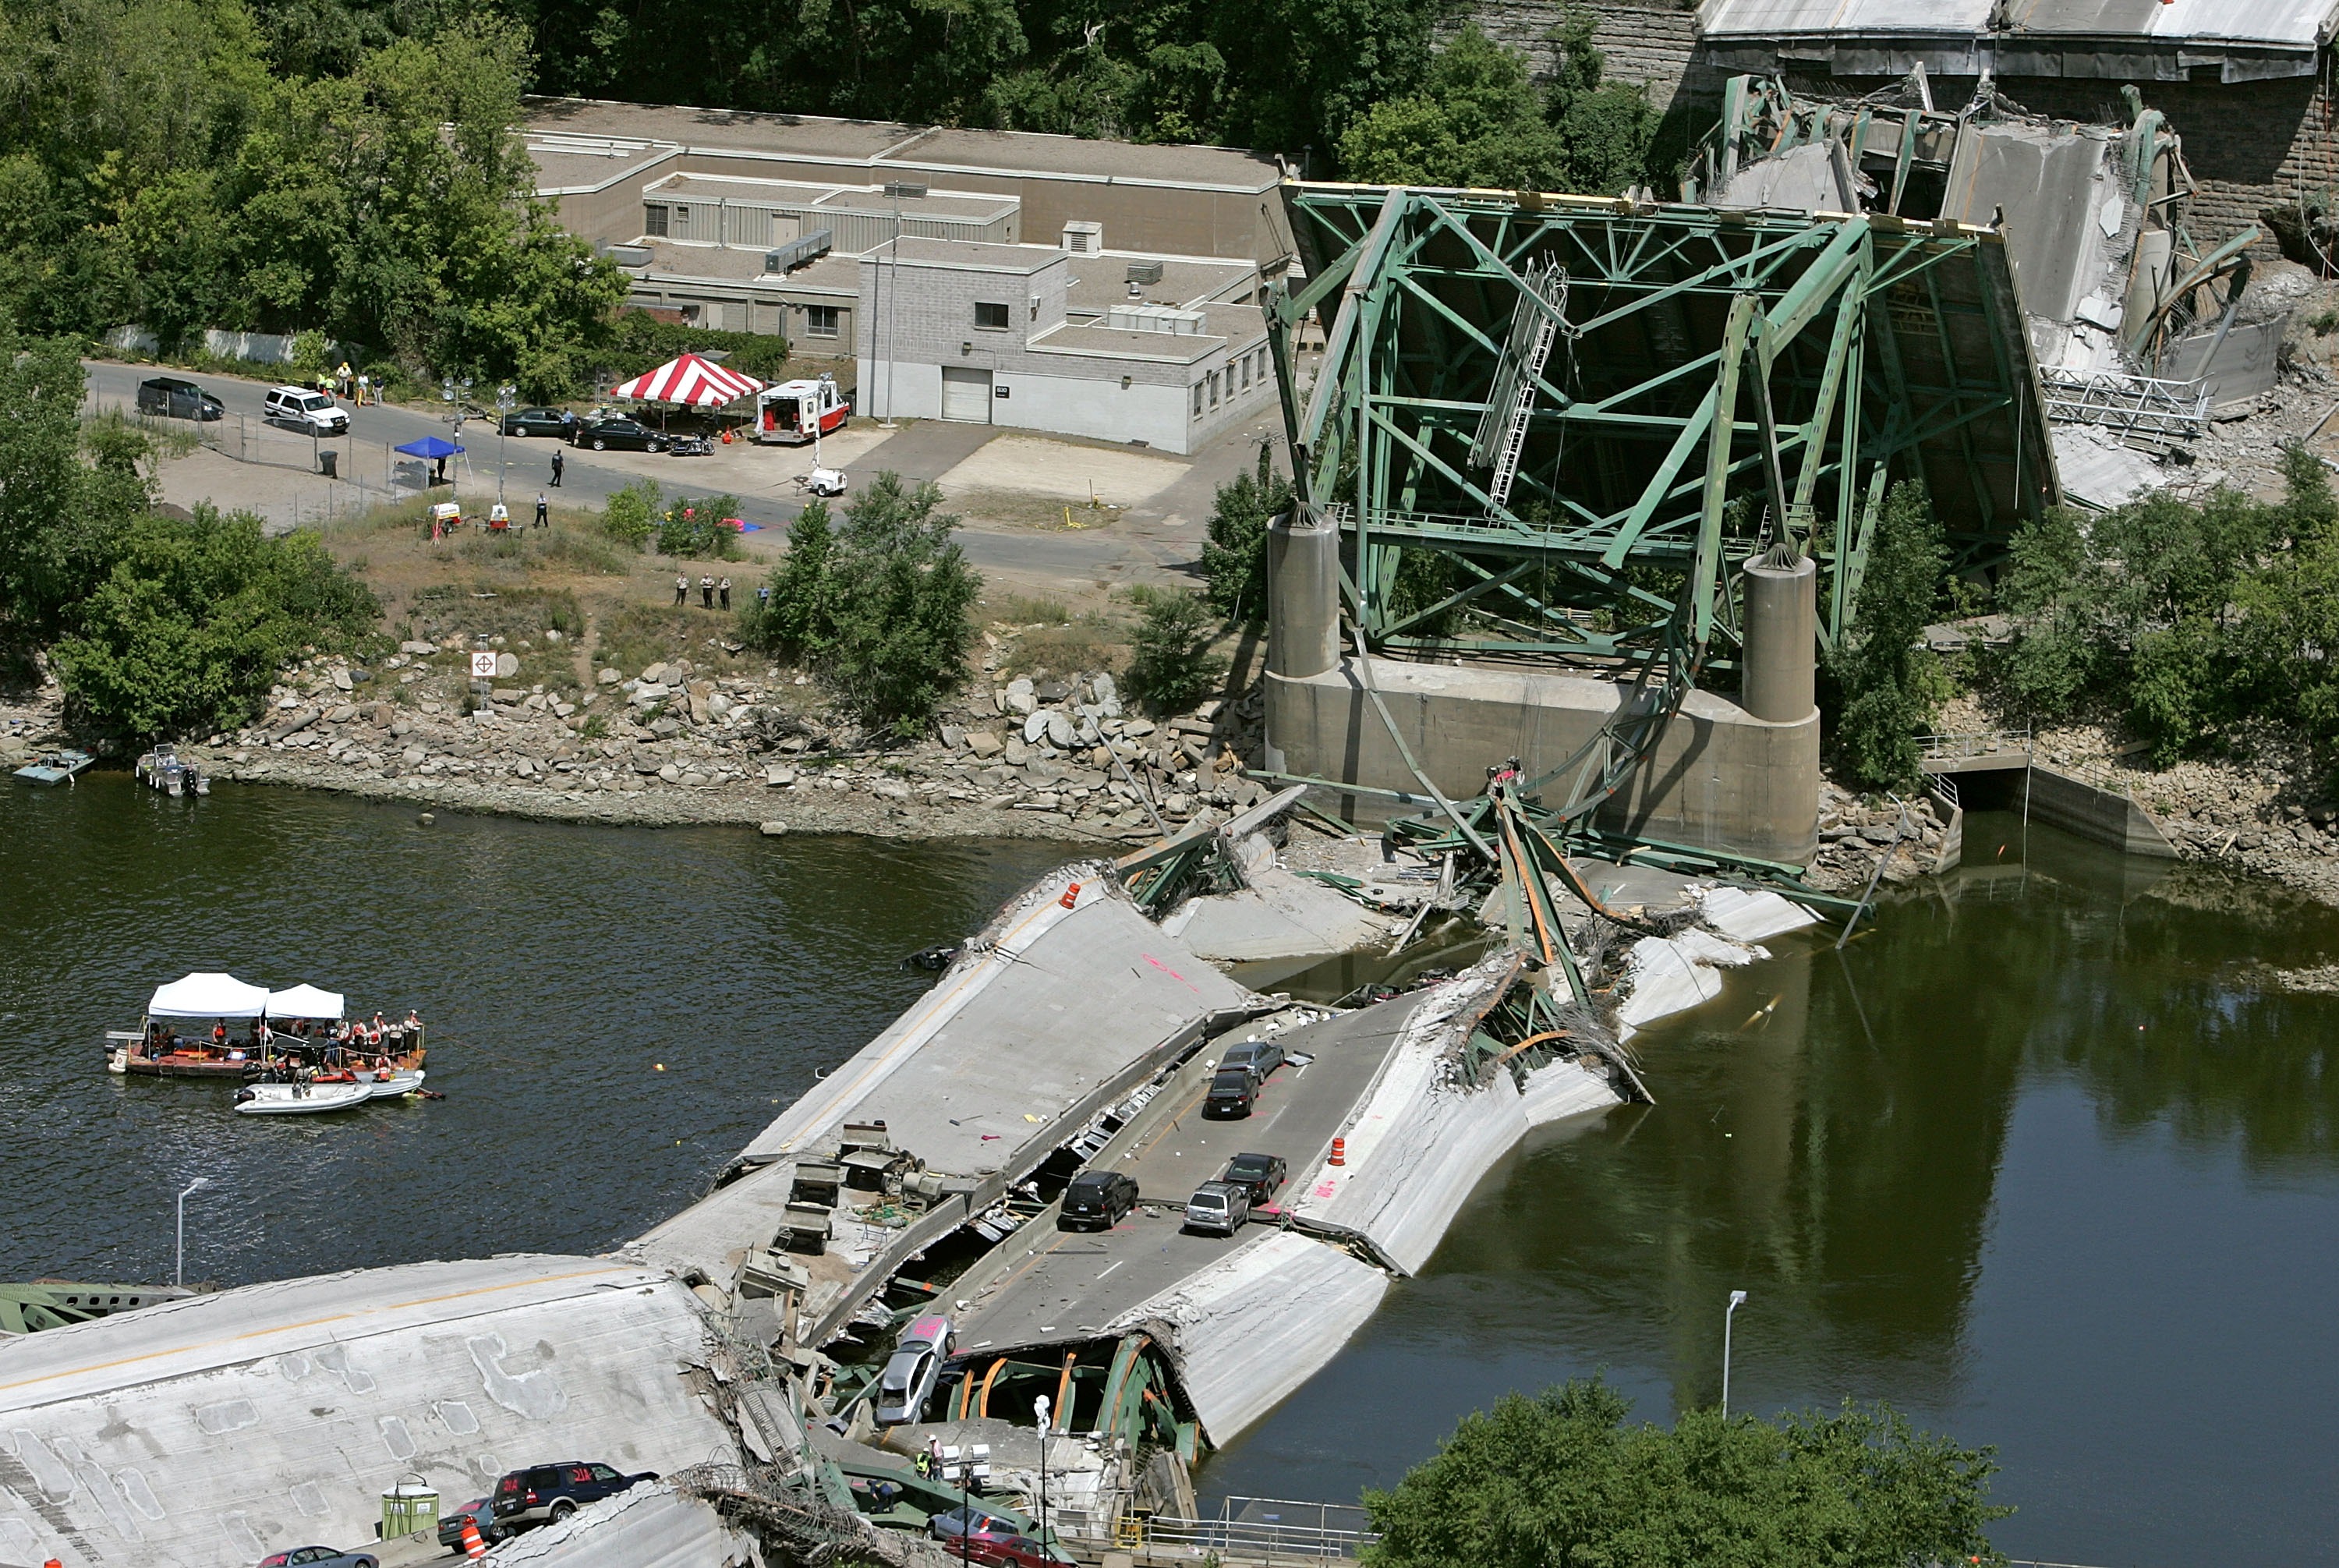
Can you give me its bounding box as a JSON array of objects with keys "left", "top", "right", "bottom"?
[{"left": 941, "top": 366, "right": 993, "bottom": 423}]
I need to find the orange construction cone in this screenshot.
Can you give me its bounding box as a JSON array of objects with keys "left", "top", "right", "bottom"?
[
  {"left": 1060, "top": 881, "right": 1082, "bottom": 909},
  {"left": 1329, "top": 1137, "right": 1346, "bottom": 1166},
  {"left": 462, "top": 1519, "right": 488, "bottom": 1560}
]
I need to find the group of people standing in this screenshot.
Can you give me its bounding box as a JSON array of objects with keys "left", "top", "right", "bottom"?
[{"left": 676, "top": 574, "right": 733, "bottom": 610}]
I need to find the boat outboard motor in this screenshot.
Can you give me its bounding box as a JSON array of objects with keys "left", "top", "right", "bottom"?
[{"left": 233, "top": 1086, "right": 257, "bottom": 1106}]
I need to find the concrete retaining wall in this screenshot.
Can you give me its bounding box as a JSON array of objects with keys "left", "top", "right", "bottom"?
[{"left": 2024, "top": 766, "right": 2179, "bottom": 858}]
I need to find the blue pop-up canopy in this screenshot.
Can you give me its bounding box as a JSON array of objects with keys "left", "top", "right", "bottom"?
[{"left": 395, "top": 436, "right": 465, "bottom": 459}]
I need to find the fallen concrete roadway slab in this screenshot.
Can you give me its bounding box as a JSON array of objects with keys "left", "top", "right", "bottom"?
[{"left": 0, "top": 1256, "right": 730, "bottom": 1568}]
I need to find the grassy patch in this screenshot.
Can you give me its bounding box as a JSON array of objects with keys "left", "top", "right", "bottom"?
[
  {"left": 988, "top": 593, "right": 1072, "bottom": 626},
  {"left": 999, "top": 614, "right": 1126, "bottom": 681},
  {"left": 592, "top": 603, "right": 759, "bottom": 681}
]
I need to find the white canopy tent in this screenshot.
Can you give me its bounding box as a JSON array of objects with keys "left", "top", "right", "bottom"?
[
  {"left": 147, "top": 972, "right": 271, "bottom": 1020},
  {"left": 265, "top": 984, "right": 345, "bottom": 1021}
]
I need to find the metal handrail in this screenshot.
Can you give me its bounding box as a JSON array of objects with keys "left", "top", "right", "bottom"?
[
  {"left": 1916, "top": 724, "right": 2033, "bottom": 760},
  {"left": 1082, "top": 1500, "right": 1378, "bottom": 1563}
]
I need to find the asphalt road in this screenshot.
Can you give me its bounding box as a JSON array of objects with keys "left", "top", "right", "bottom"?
[
  {"left": 81, "top": 359, "right": 1252, "bottom": 589},
  {"left": 953, "top": 997, "right": 1422, "bottom": 1355}
]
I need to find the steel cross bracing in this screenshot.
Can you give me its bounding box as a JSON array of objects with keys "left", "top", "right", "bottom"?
[{"left": 1266, "top": 186, "right": 2058, "bottom": 667}]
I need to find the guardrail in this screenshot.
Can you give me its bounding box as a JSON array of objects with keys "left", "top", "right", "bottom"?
[
  {"left": 1916, "top": 725, "right": 2033, "bottom": 763},
  {"left": 1095, "top": 1498, "right": 1377, "bottom": 1563}
]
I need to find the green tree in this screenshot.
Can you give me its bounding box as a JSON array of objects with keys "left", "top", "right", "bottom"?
[
  {"left": 1198, "top": 443, "right": 1290, "bottom": 627},
  {"left": 600, "top": 477, "right": 661, "bottom": 548},
  {"left": 53, "top": 505, "right": 377, "bottom": 738},
  {"left": 1366, "top": 1377, "right": 2008, "bottom": 1568},
  {"left": 820, "top": 473, "right": 982, "bottom": 737},
  {"left": 1124, "top": 587, "right": 1225, "bottom": 713},
  {"left": 1339, "top": 26, "right": 1568, "bottom": 191},
  {"left": 1823, "top": 482, "right": 1947, "bottom": 791},
  {"left": 656, "top": 494, "right": 745, "bottom": 560},
  {"left": 0, "top": 328, "right": 150, "bottom": 660},
  {"left": 1542, "top": 8, "right": 1656, "bottom": 196},
  {"left": 748, "top": 499, "right": 838, "bottom": 659}
]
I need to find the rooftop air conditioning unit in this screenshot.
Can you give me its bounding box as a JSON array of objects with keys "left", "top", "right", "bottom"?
[
  {"left": 598, "top": 242, "right": 653, "bottom": 267},
  {"left": 1063, "top": 221, "right": 1103, "bottom": 255},
  {"left": 764, "top": 228, "right": 834, "bottom": 274},
  {"left": 1125, "top": 260, "right": 1164, "bottom": 285},
  {"left": 1106, "top": 304, "right": 1205, "bottom": 335}
]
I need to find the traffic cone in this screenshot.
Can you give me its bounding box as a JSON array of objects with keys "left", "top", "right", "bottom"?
[
  {"left": 1329, "top": 1137, "right": 1346, "bottom": 1166},
  {"left": 1060, "top": 880, "right": 1082, "bottom": 909},
  {"left": 462, "top": 1519, "right": 488, "bottom": 1560}
]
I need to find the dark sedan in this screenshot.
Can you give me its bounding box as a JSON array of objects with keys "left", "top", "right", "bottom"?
[
  {"left": 437, "top": 1495, "right": 498, "bottom": 1551},
  {"left": 501, "top": 405, "right": 575, "bottom": 437},
  {"left": 571, "top": 416, "right": 667, "bottom": 452},
  {"left": 136, "top": 375, "right": 225, "bottom": 421},
  {"left": 1221, "top": 1151, "right": 1288, "bottom": 1205}
]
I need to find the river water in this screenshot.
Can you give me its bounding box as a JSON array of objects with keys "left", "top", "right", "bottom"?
[{"left": 5, "top": 783, "right": 2336, "bottom": 1564}]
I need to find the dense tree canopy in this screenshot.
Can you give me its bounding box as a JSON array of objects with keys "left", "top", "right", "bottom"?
[{"left": 1366, "top": 1378, "right": 2008, "bottom": 1568}]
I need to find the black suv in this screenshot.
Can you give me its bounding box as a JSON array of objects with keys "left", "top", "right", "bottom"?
[
  {"left": 490, "top": 1460, "right": 658, "bottom": 1531},
  {"left": 136, "top": 376, "right": 224, "bottom": 421},
  {"left": 1060, "top": 1170, "right": 1139, "bottom": 1230},
  {"left": 1221, "top": 1152, "right": 1288, "bottom": 1205},
  {"left": 1204, "top": 1066, "right": 1257, "bottom": 1117}
]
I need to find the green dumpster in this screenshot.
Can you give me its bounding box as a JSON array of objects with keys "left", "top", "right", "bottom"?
[{"left": 381, "top": 1481, "right": 439, "bottom": 1539}]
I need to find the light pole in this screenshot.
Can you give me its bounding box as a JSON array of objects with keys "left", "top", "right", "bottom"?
[
  {"left": 441, "top": 376, "right": 473, "bottom": 508},
  {"left": 1033, "top": 1394, "right": 1051, "bottom": 1554},
  {"left": 879, "top": 182, "right": 925, "bottom": 427},
  {"left": 494, "top": 383, "right": 515, "bottom": 504},
  {"left": 176, "top": 1177, "right": 211, "bottom": 1287},
  {"left": 1722, "top": 1289, "right": 1749, "bottom": 1418}
]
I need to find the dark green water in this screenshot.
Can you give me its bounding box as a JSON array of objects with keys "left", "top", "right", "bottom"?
[
  {"left": 5, "top": 782, "right": 2337, "bottom": 1564},
  {"left": 1209, "top": 817, "right": 2339, "bottom": 1566}
]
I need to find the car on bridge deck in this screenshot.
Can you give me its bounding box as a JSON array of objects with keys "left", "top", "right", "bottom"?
[
  {"left": 1184, "top": 1179, "right": 1251, "bottom": 1237},
  {"left": 1221, "top": 1152, "right": 1289, "bottom": 1206},
  {"left": 929, "top": 1503, "right": 1025, "bottom": 1549},
  {"left": 876, "top": 1311, "right": 955, "bottom": 1425},
  {"left": 1219, "top": 1039, "right": 1286, "bottom": 1082},
  {"left": 1204, "top": 1065, "right": 1258, "bottom": 1117},
  {"left": 259, "top": 1547, "right": 376, "bottom": 1568},
  {"left": 490, "top": 1460, "right": 658, "bottom": 1531},
  {"left": 968, "top": 1532, "right": 1079, "bottom": 1567},
  {"left": 1060, "top": 1169, "right": 1139, "bottom": 1230},
  {"left": 437, "top": 1495, "right": 499, "bottom": 1549}
]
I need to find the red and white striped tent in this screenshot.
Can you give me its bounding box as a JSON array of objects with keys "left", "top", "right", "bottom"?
[{"left": 610, "top": 352, "right": 765, "bottom": 407}]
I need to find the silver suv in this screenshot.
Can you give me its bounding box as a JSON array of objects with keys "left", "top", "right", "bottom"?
[
  {"left": 264, "top": 385, "right": 349, "bottom": 434},
  {"left": 1184, "top": 1180, "right": 1251, "bottom": 1237}
]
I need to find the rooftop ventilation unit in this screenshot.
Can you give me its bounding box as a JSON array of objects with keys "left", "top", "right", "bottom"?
[
  {"left": 1106, "top": 303, "right": 1205, "bottom": 335},
  {"left": 764, "top": 229, "right": 833, "bottom": 274},
  {"left": 598, "top": 242, "right": 653, "bottom": 267},
  {"left": 1125, "top": 260, "right": 1164, "bottom": 285},
  {"left": 1063, "top": 221, "right": 1103, "bottom": 255}
]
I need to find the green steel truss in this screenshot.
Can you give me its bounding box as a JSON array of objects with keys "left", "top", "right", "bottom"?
[{"left": 1266, "top": 186, "right": 2059, "bottom": 664}]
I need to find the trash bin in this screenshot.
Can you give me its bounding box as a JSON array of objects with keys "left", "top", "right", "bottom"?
[
  {"left": 319, "top": 448, "right": 339, "bottom": 479},
  {"left": 380, "top": 1481, "right": 437, "bottom": 1540}
]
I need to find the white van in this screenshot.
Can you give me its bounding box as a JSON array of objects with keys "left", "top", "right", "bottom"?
[{"left": 264, "top": 385, "right": 349, "bottom": 435}]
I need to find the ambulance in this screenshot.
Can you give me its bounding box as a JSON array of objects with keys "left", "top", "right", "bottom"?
[{"left": 754, "top": 375, "right": 850, "bottom": 444}]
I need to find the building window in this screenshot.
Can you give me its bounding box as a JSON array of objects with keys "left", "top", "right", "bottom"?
[
  {"left": 1193, "top": 383, "right": 1205, "bottom": 418},
  {"left": 1208, "top": 372, "right": 1220, "bottom": 407},
  {"left": 974, "top": 301, "right": 1010, "bottom": 331},
  {"left": 805, "top": 306, "right": 840, "bottom": 338},
  {"left": 1240, "top": 356, "right": 1250, "bottom": 390},
  {"left": 643, "top": 204, "right": 669, "bottom": 237}
]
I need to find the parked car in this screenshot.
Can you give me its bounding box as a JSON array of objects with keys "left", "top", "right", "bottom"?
[
  {"left": 929, "top": 1504, "right": 1024, "bottom": 1549},
  {"left": 500, "top": 405, "right": 575, "bottom": 437},
  {"left": 437, "top": 1496, "right": 498, "bottom": 1552},
  {"left": 1203, "top": 1065, "right": 1258, "bottom": 1118},
  {"left": 1184, "top": 1179, "right": 1251, "bottom": 1236},
  {"left": 1060, "top": 1170, "right": 1139, "bottom": 1230},
  {"left": 968, "top": 1534, "right": 1075, "bottom": 1568},
  {"left": 258, "top": 1549, "right": 375, "bottom": 1568},
  {"left": 874, "top": 1311, "right": 954, "bottom": 1426},
  {"left": 136, "top": 375, "right": 224, "bottom": 421},
  {"left": 571, "top": 416, "right": 667, "bottom": 451},
  {"left": 490, "top": 1461, "right": 656, "bottom": 1531},
  {"left": 1219, "top": 1039, "right": 1286, "bottom": 1082},
  {"left": 1220, "top": 1152, "right": 1288, "bottom": 1205},
  {"left": 263, "top": 385, "right": 349, "bottom": 434}
]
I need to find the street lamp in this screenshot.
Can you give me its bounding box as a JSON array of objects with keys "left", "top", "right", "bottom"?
[
  {"left": 879, "top": 182, "right": 925, "bottom": 427},
  {"left": 1722, "top": 1289, "right": 1749, "bottom": 1418},
  {"left": 441, "top": 376, "right": 473, "bottom": 507},
  {"left": 1033, "top": 1394, "right": 1051, "bottom": 1555},
  {"left": 494, "top": 383, "right": 516, "bottom": 504},
  {"left": 176, "top": 1177, "right": 211, "bottom": 1287},
  {"left": 950, "top": 1448, "right": 973, "bottom": 1568}
]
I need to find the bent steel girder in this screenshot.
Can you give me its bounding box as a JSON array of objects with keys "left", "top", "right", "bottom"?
[{"left": 1268, "top": 186, "right": 2057, "bottom": 663}]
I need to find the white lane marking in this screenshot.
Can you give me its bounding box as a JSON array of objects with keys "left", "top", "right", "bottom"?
[{"left": 1095, "top": 1261, "right": 1124, "bottom": 1281}]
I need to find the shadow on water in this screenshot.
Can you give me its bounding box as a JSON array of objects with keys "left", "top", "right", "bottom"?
[{"left": 1204, "top": 810, "right": 2339, "bottom": 1567}]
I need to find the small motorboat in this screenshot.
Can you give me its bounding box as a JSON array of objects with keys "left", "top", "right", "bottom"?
[
  {"left": 364, "top": 1067, "right": 427, "bottom": 1099},
  {"left": 14, "top": 748, "right": 93, "bottom": 786},
  {"left": 232, "top": 1081, "right": 373, "bottom": 1115},
  {"left": 136, "top": 744, "right": 206, "bottom": 797}
]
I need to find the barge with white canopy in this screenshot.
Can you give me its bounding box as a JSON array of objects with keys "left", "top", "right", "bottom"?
[{"left": 106, "top": 973, "right": 428, "bottom": 1079}]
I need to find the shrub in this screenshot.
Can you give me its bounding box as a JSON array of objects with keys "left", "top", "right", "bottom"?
[
  {"left": 746, "top": 499, "right": 837, "bottom": 659},
  {"left": 1199, "top": 442, "right": 1291, "bottom": 627},
  {"left": 598, "top": 310, "right": 794, "bottom": 387},
  {"left": 1821, "top": 481, "right": 1947, "bottom": 791},
  {"left": 1124, "top": 588, "right": 1225, "bottom": 714},
  {"left": 600, "top": 478, "right": 661, "bottom": 547},
  {"left": 656, "top": 494, "right": 744, "bottom": 560},
  {"left": 799, "top": 473, "right": 982, "bottom": 737},
  {"left": 54, "top": 505, "right": 378, "bottom": 739}
]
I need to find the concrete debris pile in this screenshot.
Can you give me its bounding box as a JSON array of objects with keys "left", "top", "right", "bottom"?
[
  {"left": 1689, "top": 70, "right": 2276, "bottom": 452},
  {"left": 1809, "top": 784, "right": 1956, "bottom": 892}
]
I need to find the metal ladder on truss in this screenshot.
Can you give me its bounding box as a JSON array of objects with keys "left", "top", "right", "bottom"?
[{"left": 1472, "top": 261, "right": 1569, "bottom": 508}]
